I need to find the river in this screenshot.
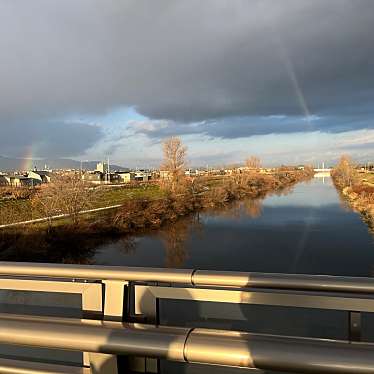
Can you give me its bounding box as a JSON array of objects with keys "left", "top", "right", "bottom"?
[
  {"left": 3, "top": 176, "right": 374, "bottom": 373},
  {"left": 94, "top": 176, "right": 374, "bottom": 276},
  {"left": 94, "top": 176, "right": 374, "bottom": 374}
]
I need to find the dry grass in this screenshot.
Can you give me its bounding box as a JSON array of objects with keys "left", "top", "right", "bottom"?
[{"left": 332, "top": 161, "right": 374, "bottom": 232}]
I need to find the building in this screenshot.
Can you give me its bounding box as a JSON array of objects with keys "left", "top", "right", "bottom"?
[
  {"left": 134, "top": 171, "right": 152, "bottom": 182},
  {"left": 28, "top": 170, "right": 52, "bottom": 183},
  {"left": 82, "top": 171, "right": 104, "bottom": 184},
  {"left": 96, "top": 162, "right": 109, "bottom": 174},
  {"left": 83, "top": 171, "right": 120, "bottom": 184},
  {"left": 195, "top": 169, "right": 207, "bottom": 176},
  {"left": 0, "top": 175, "right": 8, "bottom": 186},
  {"left": 116, "top": 172, "right": 135, "bottom": 183},
  {"left": 3, "top": 175, "right": 38, "bottom": 187}
]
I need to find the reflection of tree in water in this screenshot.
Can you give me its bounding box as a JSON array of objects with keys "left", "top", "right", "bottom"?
[
  {"left": 361, "top": 214, "right": 374, "bottom": 243},
  {"left": 158, "top": 198, "right": 264, "bottom": 268},
  {"left": 335, "top": 190, "right": 352, "bottom": 213},
  {"left": 160, "top": 215, "right": 202, "bottom": 268},
  {"left": 274, "top": 185, "right": 294, "bottom": 197},
  {"left": 242, "top": 198, "right": 263, "bottom": 218},
  {"left": 0, "top": 226, "right": 126, "bottom": 264},
  {"left": 117, "top": 236, "right": 137, "bottom": 255},
  {"left": 207, "top": 198, "right": 264, "bottom": 221}
]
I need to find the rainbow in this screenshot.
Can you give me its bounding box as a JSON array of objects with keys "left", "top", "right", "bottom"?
[{"left": 20, "top": 145, "right": 35, "bottom": 171}]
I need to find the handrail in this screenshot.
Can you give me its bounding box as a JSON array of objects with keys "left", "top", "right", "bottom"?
[
  {"left": 1, "top": 261, "right": 374, "bottom": 293},
  {"left": 0, "top": 262, "right": 193, "bottom": 284},
  {"left": 0, "top": 262, "right": 373, "bottom": 373},
  {"left": 0, "top": 314, "right": 373, "bottom": 373}
]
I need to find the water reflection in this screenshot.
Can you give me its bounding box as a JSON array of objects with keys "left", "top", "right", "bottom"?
[
  {"left": 95, "top": 178, "right": 374, "bottom": 277},
  {"left": 206, "top": 198, "right": 264, "bottom": 220},
  {"left": 3, "top": 178, "right": 374, "bottom": 277},
  {"left": 3, "top": 177, "right": 374, "bottom": 374},
  {"left": 0, "top": 228, "right": 96, "bottom": 264},
  {"left": 161, "top": 217, "right": 194, "bottom": 268}
]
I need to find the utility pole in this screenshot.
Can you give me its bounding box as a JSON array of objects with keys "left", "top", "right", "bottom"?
[{"left": 107, "top": 157, "right": 110, "bottom": 184}]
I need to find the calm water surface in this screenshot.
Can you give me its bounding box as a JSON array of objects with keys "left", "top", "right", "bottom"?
[
  {"left": 94, "top": 177, "right": 374, "bottom": 276},
  {"left": 93, "top": 177, "right": 374, "bottom": 373},
  {"left": 4, "top": 177, "right": 374, "bottom": 373}
]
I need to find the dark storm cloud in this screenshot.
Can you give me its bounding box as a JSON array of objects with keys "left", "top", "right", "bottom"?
[
  {"left": 0, "top": 120, "right": 102, "bottom": 158},
  {"left": 1, "top": 0, "right": 374, "bottom": 156},
  {"left": 129, "top": 115, "right": 374, "bottom": 139}
]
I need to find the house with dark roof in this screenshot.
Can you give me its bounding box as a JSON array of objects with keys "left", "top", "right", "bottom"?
[{"left": 27, "top": 170, "right": 52, "bottom": 183}]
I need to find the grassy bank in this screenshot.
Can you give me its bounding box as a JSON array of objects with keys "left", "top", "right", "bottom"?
[
  {"left": 331, "top": 159, "right": 374, "bottom": 232},
  {"left": 0, "top": 168, "right": 314, "bottom": 262},
  {"left": 0, "top": 183, "right": 162, "bottom": 225}
]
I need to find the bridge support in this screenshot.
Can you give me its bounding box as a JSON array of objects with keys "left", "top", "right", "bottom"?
[{"left": 349, "top": 311, "right": 361, "bottom": 341}]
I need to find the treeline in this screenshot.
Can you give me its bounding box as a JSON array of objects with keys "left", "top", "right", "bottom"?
[
  {"left": 0, "top": 137, "right": 315, "bottom": 262},
  {"left": 109, "top": 166, "right": 314, "bottom": 234},
  {"left": 109, "top": 137, "right": 314, "bottom": 233},
  {"left": 0, "top": 137, "right": 315, "bottom": 242}
]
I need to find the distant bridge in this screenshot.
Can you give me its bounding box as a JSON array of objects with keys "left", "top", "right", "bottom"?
[{"left": 314, "top": 168, "right": 332, "bottom": 177}]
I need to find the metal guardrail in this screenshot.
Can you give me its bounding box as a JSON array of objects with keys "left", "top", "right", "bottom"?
[
  {"left": 2, "top": 261, "right": 374, "bottom": 292},
  {"left": 0, "top": 262, "right": 373, "bottom": 373},
  {"left": 1, "top": 314, "right": 374, "bottom": 374}
]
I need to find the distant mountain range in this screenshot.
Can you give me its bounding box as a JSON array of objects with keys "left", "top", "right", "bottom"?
[{"left": 0, "top": 155, "right": 127, "bottom": 172}]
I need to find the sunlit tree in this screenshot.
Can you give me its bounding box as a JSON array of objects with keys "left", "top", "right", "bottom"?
[
  {"left": 333, "top": 155, "right": 357, "bottom": 187},
  {"left": 245, "top": 156, "right": 261, "bottom": 170},
  {"left": 161, "top": 137, "right": 187, "bottom": 193},
  {"left": 32, "top": 174, "right": 91, "bottom": 227}
]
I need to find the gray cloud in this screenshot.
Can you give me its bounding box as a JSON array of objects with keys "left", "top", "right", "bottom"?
[
  {"left": 129, "top": 115, "right": 374, "bottom": 140},
  {"left": 0, "top": 120, "right": 102, "bottom": 158},
  {"left": 337, "top": 142, "right": 374, "bottom": 151},
  {"left": 1, "top": 0, "right": 374, "bottom": 156}
]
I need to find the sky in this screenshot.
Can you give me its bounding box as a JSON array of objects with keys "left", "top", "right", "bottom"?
[{"left": 1, "top": 0, "right": 374, "bottom": 167}]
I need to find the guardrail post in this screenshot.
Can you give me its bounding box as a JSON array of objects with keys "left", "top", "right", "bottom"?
[
  {"left": 130, "top": 284, "right": 160, "bottom": 373},
  {"left": 89, "top": 353, "right": 119, "bottom": 374},
  {"left": 103, "top": 280, "right": 128, "bottom": 322},
  {"left": 87, "top": 280, "right": 128, "bottom": 374},
  {"left": 82, "top": 282, "right": 105, "bottom": 368},
  {"left": 134, "top": 284, "right": 159, "bottom": 324},
  {"left": 82, "top": 282, "right": 104, "bottom": 319},
  {"left": 349, "top": 311, "right": 361, "bottom": 341}
]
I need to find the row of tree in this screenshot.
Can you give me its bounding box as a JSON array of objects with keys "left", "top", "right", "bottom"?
[
  {"left": 160, "top": 136, "right": 261, "bottom": 193},
  {"left": 28, "top": 136, "right": 262, "bottom": 228}
]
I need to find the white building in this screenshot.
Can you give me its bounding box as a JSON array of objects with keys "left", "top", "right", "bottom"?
[{"left": 96, "top": 162, "right": 109, "bottom": 173}]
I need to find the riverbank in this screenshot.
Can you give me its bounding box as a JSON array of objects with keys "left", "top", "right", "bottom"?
[
  {"left": 331, "top": 167, "right": 374, "bottom": 233},
  {"left": 0, "top": 183, "right": 162, "bottom": 226},
  {"left": 0, "top": 168, "right": 314, "bottom": 262}
]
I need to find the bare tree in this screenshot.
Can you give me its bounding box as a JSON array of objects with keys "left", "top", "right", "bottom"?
[
  {"left": 60, "top": 174, "right": 92, "bottom": 224},
  {"left": 32, "top": 174, "right": 91, "bottom": 227},
  {"left": 245, "top": 156, "right": 261, "bottom": 170},
  {"left": 31, "top": 185, "right": 61, "bottom": 228},
  {"left": 333, "top": 155, "right": 357, "bottom": 187},
  {"left": 160, "top": 137, "right": 187, "bottom": 193}
]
